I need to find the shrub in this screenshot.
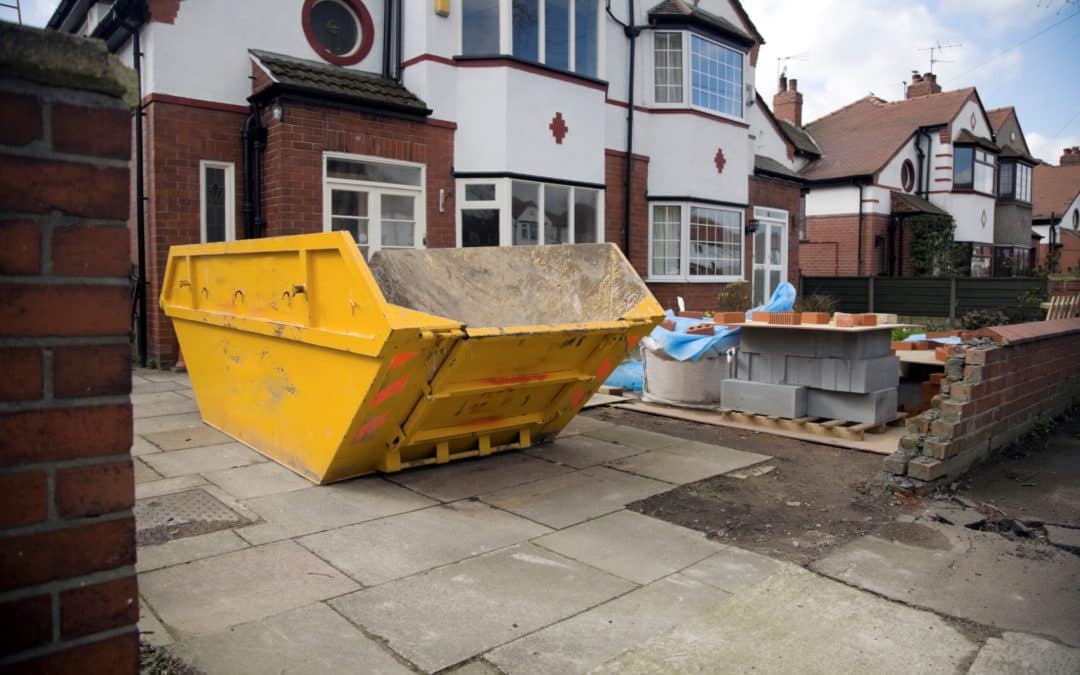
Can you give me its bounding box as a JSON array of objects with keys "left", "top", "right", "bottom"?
[
  {"left": 960, "top": 308, "right": 1009, "bottom": 329},
  {"left": 715, "top": 281, "right": 752, "bottom": 312},
  {"left": 794, "top": 293, "right": 838, "bottom": 314}
]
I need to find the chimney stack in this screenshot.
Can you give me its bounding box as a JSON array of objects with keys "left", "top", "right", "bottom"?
[
  {"left": 774, "top": 76, "right": 803, "bottom": 127},
  {"left": 1062, "top": 147, "right": 1080, "bottom": 166},
  {"left": 906, "top": 72, "right": 942, "bottom": 99}
]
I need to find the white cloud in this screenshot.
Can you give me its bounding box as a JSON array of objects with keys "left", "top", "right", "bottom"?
[
  {"left": 1027, "top": 131, "right": 1080, "bottom": 164},
  {"left": 0, "top": 0, "right": 59, "bottom": 27}
]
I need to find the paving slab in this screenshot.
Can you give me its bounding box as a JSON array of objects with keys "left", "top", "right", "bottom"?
[
  {"left": 132, "top": 379, "right": 186, "bottom": 395},
  {"left": 141, "top": 442, "right": 266, "bottom": 478},
  {"left": 384, "top": 452, "right": 572, "bottom": 502},
  {"left": 533, "top": 510, "right": 721, "bottom": 584},
  {"left": 131, "top": 435, "right": 161, "bottom": 457},
  {"left": 678, "top": 545, "right": 789, "bottom": 594},
  {"left": 582, "top": 425, "right": 684, "bottom": 451},
  {"left": 143, "top": 425, "right": 233, "bottom": 452},
  {"left": 299, "top": 500, "right": 550, "bottom": 586},
  {"left": 137, "top": 369, "right": 192, "bottom": 385},
  {"left": 558, "top": 415, "right": 615, "bottom": 437},
  {"left": 140, "top": 540, "right": 358, "bottom": 639},
  {"left": 138, "top": 602, "right": 173, "bottom": 647},
  {"left": 481, "top": 466, "right": 671, "bottom": 529},
  {"left": 136, "top": 530, "right": 250, "bottom": 573},
  {"left": 133, "top": 457, "right": 162, "bottom": 484},
  {"left": 330, "top": 543, "right": 634, "bottom": 673},
  {"left": 170, "top": 602, "right": 413, "bottom": 675},
  {"left": 593, "top": 566, "right": 976, "bottom": 675},
  {"left": 132, "top": 391, "right": 201, "bottom": 419},
  {"left": 444, "top": 661, "right": 502, "bottom": 675},
  {"left": 967, "top": 632, "right": 1080, "bottom": 675},
  {"left": 608, "top": 448, "right": 761, "bottom": 485},
  {"left": 487, "top": 574, "right": 728, "bottom": 675},
  {"left": 811, "top": 523, "right": 1080, "bottom": 647},
  {"left": 203, "top": 461, "right": 313, "bottom": 500},
  {"left": 1045, "top": 524, "right": 1080, "bottom": 552},
  {"left": 238, "top": 477, "right": 435, "bottom": 545},
  {"left": 133, "top": 412, "right": 205, "bottom": 436},
  {"left": 524, "top": 435, "right": 645, "bottom": 469},
  {"left": 135, "top": 475, "right": 208, "bottom": 500}
]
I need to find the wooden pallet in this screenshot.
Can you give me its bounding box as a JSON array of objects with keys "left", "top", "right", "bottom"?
[{"left": 715, "top": 409, "right": 908, "bottom": 442}]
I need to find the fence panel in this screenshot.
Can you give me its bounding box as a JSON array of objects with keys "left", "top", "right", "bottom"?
[
  {"left": 874, "top": 278, "right": 951, "bottom": 316},
  {"left": 803, "top": 276, "right": 1047, "bottom": 320},
  {"left": 956, "top": 278, "right": 1046, "bottom": 320},
  {"left": 801, "top": 277, "right": 869, "bottom": 313}
]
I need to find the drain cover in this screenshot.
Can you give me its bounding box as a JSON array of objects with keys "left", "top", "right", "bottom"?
[{"left": 135, "top": 488, "right": 251, "bottom": 546}]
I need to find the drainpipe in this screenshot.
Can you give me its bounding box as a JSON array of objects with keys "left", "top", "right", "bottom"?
[
  {"left": 241, "top": 109, "right": 256, "bottom": 238},
  {"left": 394, "top": 0, "right": 404, "bottom": 82},
  {"left": 253, "top": 103, "right": 266, "bottom": 237},
  {"left": 914, "top": 127, "right": 927, "bottom": 198},
  {"left": 607, "top": 1, "right": 642, "bottom": 257},
  {"left": 857, "top": 183, "right": 865, "bottom": 276},
  {"left": 382, "top": 0, "right": 392, "bottom": 78},
  {"left": 125, "top": 19, "right": 148, "bottom": 367}
]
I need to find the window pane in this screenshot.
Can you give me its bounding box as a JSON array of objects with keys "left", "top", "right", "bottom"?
[
  {"left": 651, "top": 205, "right": 681, "bottom": 276},
  {"left": 654, "top": 32, "right": 683, "bottom": 103},
  {"left": 975, "top": 161, "right": 993, "bottom": 194},
  {"left": 462, "top": 209, "right": 500, "bottom": 246},
  {"left": 331, "top": 189, "right": 366, "bottom": 217},
  {"left": 512, "top": 0, "right": 539, "bottom": 61},
  {"left": 311, "top": 1, "right": 359, "bottom": 56},
  {"left": 690, "top": 35, "right": 742, "bottom": 117},
  {"left": 573, "top": 188, "right": 598, "bottom": 243},
  {"left": 770, "top": 223, "right": 782, "bottom": 265},
  {"left": 332, "top": 217, "right": 369, "bottom": 253},
  {"left": 753, "top": 228, "right": 765, "bottom": 264},
  {"left": 204, "top": 167, "right": 227, "bottom": 243},
  {"left": 752, "top": 268, "right": 765, "bottom": 305},
  {"left": 512, "top": 181, "right": 540, "bottom": 245},
  {"left": 465, "top": 183, "right": 496, "bottom": 201},
  {"left": 688, "top": 206, "right": 740, "bottom": 277},
  {"left": 380, "top": 194, "right": 415, "bottom": 248},
  {"left": 462, "top": 0, "right": 500, "bottom": 55},
  {"left": 953, "top": 147, "right": 973, "bottom": 186},
  {"left": 574, "top": 0, "right": 598, "bottom": 77},
  {"left": 998, "top": 162, "right": 1014, "bottom": 196},
  {"left": 545, "top": 184, "right": 570, "bottom": 244},
  {"left": 545, "top": 0, "right": 570, "bottom": 71},
  {"left": 326, "top": 158, "right": 421, "bottom": 186}
]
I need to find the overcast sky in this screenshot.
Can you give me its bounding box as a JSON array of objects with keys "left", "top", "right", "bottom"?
[{"left": 6, "top": 0, "right": 1079, "bottom": 163}]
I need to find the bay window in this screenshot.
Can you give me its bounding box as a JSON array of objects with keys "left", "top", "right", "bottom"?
[
  {"left": 953, "top": 146, "right": 996, "bottom": 194},
  {"left": 462, "top": 0, "right": 500, "bottom": 55},
  {"left": 323, "top": 153, "right": 425, "bottom": 259},
  {"left": 649, "top": 203, "right": 743, "bottom": 281},
  {"left": 458, "top": 178, "right": 602, "bottom": 247},
  {"left": 998, "top": 161, "right": 1032, "bottom": 202},
  {"left": 653, "top": 31, "right": 744, "bottom": 118}
]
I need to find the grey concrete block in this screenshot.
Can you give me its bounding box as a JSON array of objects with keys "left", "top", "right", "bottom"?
[
  {"left": 805, "top": 387, "right": 898, "bottom": 424},
  {"left": 739, "top": 327, "right": 819, "bottom": 358},
  {"left": 721, "top": 380, "right": 807, "bottom": 418},
  {"left": 813, "top": 331, "right": 892, "bottom": 359},
  {"left": 832, "top": 356, "right": 900, "bottom": 393}
]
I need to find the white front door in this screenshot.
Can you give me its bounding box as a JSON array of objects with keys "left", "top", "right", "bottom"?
[{"left": 751, "top": 207, "right": 788, "bottom": 305}]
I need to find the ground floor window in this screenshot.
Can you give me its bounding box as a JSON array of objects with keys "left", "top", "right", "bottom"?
[
  {"left": 993, "top": 245, "right": 1032, "bottom": 277},
  {"left": 648, "top": 202, "right": 743, "bottom": 282},
  {"left": 970, "top": 243, "right": 993, "bottom": 278},
  {"left": 323, "top": 152, "right": 425, "bottom": 258},
  {"left": 456, "top": 178, "right": 602, "bottom": 247},
  {"left": 200, "top": 160, "right": 235, "bottom": 243}
]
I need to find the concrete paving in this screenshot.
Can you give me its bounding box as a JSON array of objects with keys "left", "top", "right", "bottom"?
[
  {"left": 384, "top": 452, "right": 573, "bottom": 502},
  {"left": 141, "top": 442, "right": 266, "bottom": 477},
  {"left": 967, "top": 632, "right": 1080, "bottom": 675},
  {"left": 203, "top": 461, "right": 313, "bottom": 500},
  {"left": 811, "top": 522, "right": 1080, "bottom": 647},
  {"left": 136, "top": 530, "right": 250, "bottom": 573},
  {"left": 525, "top": 434, "right": 645, "bottom": 468},
  {"left": 143, "top": 425, "right": 234, "bottom": 451}
]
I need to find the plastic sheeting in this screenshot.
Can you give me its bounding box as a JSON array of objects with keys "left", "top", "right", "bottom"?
[
  {"left": 904, "top": 333, "right": 963, "bottom": 345},
  {"left": 648, "top": 282, "right": 797, "bottom": 362},
  {"left": 605, "top": 359, "right": 644, "bottom": 392}
]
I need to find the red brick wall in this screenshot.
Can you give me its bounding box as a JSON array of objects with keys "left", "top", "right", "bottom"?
[
  {"left": 0, "top": 38, "right": 138, "bottom": 673},
  {"left": 890, "top": 319, "right": 1080, "bottom": 481},
  {"left": 604, "top": 149, "right": 650, "bottom": 277},
  {"left": 802, "top": 212, "right": 890, "bottom": 277},
  {"left": 261, "top": 102, "right": 455, "bottom": 247}
]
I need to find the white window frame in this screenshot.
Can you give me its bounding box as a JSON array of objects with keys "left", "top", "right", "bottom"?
[
  {"left": 321, "top": 151, "right": 426, "bottom": 256},
  {"left": 649, "top": 30, "right": 745, "bottom": 122},
  {"left": 648, "top": 202, "right": 744, "bottom": 283},
  {"left": 455, "top": 177, "right": 604, "bottom": 247},
  {"left": 458, "top": 0, "right": 606, "bottom": 79},
  {"left": 199, "top": 161, "right": 235, "bottom": 244},
  {"left": 751, "top": 206, "right": 788, "bottom": 304}
]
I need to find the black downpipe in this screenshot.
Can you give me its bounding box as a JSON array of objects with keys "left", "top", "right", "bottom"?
[
  {"left": 129, "top": 23, "right": 148, "bottom": 367},
  {"left": 857, "top": 183, "right": 865, "bottom": 276},
  {"left": 253, "top": 103, "right": 266, "bottom": 238},
  {"left": 241, "top": 109, "right": 256, "bottom": 239},
  {"left": 382, "top": 0, "right": 392, "bottom": 78},
  {"left": 914, "top": 127, "right": 926, "bottom": 198},
  {"left": 607, "top": 1, "right": 642, "bottom": 257},
  {"left": 394, "top": 0, "right": 404, "bottom": 82}
]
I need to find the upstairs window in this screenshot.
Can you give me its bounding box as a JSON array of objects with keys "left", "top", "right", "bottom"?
[
  {"left": 998, "top": 161, "right": 1032, "bottom": 203},
  {"left": 652, "top": 31, "right": 744, "bottom": 118},
  {"left": 462, "top": 0, "right": 500, "bottom": 55},
  {"left": 954, "top": 146, "right": 995, "bottom": 195},
  {"left": 463, "top": 0, "right": 599, "bottom": 77}
]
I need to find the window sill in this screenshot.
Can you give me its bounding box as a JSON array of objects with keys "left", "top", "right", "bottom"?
[
  {"left": 452, "top": 54, "right": 608, "bottom": 90},
  {"left": 647, "top": 276, "right": 744, "bottom": 284},
  {"left": 951, "top": 187, "right": 996, "bottom": 198},
  {"left": 646, "top": 103, "right": 747, "bottom": 127}
]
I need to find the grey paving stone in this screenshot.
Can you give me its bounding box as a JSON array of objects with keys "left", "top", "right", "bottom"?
[
  {"left": 525, "top": 435, "right": 645, "bottom": 469},
  {"left": 170, "top": 603, "right": 413, "bottom": 675},
  {"left": 141, "top": 442, "right": 265, "bottom": 478},
  {"left": 329, "top": 543, "right": 634, "bottom": 673},
  {"left": 679, "top": 545, "right": 789, "bottom": 593},
  {"left": 582, "top": 425, "right": 684, "bottom": 451},
  {"left": 133, "top": 457, "right": 162, "bottom": 484},
  {"left": 533, "top": 510, "right": 721, "bottom": 584},
  {"left": 138, "top": 369, "right": 192, "bottom": 385},
  {"left": 558, "top": 415, "right": 615, "bottom": 437},
  {"left": 299, "top": 500, "right": 550, "bottom": 586},
  {"left": 132, "top": 379, "right": 186, "bottom": 394},
  {"left": 143, "top": 425, "right": 233, "bottom": 452},
  {"left": 238, "top": 478, "right": 435, "bottom": 545},
  {"left": 487, "top": 574, "right": 728, "bottom": 675},
  {"left": 204, "top": 461, "right": 313, "bottom": 500},
  {"left": 132, "top": 391, "right": 201, "bottom": 419},
  {"left": 131, "top": 435, "right": 161, "bottom": 457},
  {"left": 139, "top": 540, "right": 358, "bottom": 639},
  {"left": 481, "top": 466, "right": 671, "bottom": 529},
  {"left": 444, "top": 661, "right": 502, "bottom": 675},
  {"left": 609, "top": 449, "right": 755, "bottom": 485},
  {"left": 135, "top": 475, "right": 208, "bottom": 500},
  {"left": 133, "top": 412, "right": 204, "bottom": 436},
  {"left": 384, "top": 452, "right": 572, "bottom": 502},
  {"left": 136, "top": 530, "right": 250, "bottom": 573},
  {"left": 967, "top": 632, "right": 1080, "bottom": 675},
  {"left": 138, "top": 602, "right": 173, "bottom": 647}
]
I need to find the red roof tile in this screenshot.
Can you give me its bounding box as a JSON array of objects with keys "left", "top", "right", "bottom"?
[
  {"left": 986, "top": 106, "right": 1013, "bottom": 133},
  {"left": 1033, "top": 163, "right": 1080, "bottom": 221}
]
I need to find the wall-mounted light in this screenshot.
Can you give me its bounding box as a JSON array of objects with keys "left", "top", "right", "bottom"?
[
  {"left": 745, "top": 219, "right": 761, "bottom": 235},
  {"left": 271, "top": 102, "right": 284, "bottom": 122},
  {"left": 434, "top": 0, "right": 450, "bottom": 17}
]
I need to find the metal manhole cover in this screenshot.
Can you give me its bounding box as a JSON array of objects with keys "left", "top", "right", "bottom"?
[{"left": 135, "top": 488, "right": 251, "bottom": 546}]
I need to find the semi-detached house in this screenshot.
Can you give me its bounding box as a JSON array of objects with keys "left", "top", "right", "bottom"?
[{"left": 48, "top": 0, "right": 805, "bottom": 367}]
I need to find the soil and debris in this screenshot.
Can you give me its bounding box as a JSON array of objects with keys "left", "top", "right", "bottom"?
[{"left": 140, "top": 640, "right": 202, "bottom": 675}]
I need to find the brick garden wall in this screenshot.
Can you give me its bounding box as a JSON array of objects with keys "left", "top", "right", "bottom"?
[
  {"left": 802, "top": 213, "right": 890, "bottom": 277},
  {"left": 887, "top": 318, "right": 1080, "bottom": 482},
  {"left": 0, "top": 24, "right": 138, "bottom": 673}
]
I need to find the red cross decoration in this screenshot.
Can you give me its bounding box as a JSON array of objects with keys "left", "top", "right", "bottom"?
[
  {"left": 549, "top": 112, "right": 569, "bottom": 144},
  {"left": 714, "top": 147, "right": 726, "bottom": 174}
]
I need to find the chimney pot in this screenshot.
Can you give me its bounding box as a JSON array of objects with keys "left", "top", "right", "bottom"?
[
  {"left": 1062, "top": 147, "right": 1080, "bottom": 165},
  {"left": 789, "top": 78, "right": 798, "bottom": 92},
  {"left": 779, "top": 73, "right": 787, "bottom": 93}
]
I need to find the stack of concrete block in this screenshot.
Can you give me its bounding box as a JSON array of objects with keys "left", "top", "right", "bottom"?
[{"left": 721, "top": 327, "right": 900, "bottom": 423}]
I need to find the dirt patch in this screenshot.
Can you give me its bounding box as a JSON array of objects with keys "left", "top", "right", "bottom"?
[
  {"left": 589, "top": 407, "right": 915, "bottom": 566},
  {"left": 141, "top": 641, "right": 201, "bottom": 675}
]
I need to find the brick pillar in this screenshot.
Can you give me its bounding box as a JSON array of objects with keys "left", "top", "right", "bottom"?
[{"left": 0, "top": 24, "right": 139, "bottom": 673}]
